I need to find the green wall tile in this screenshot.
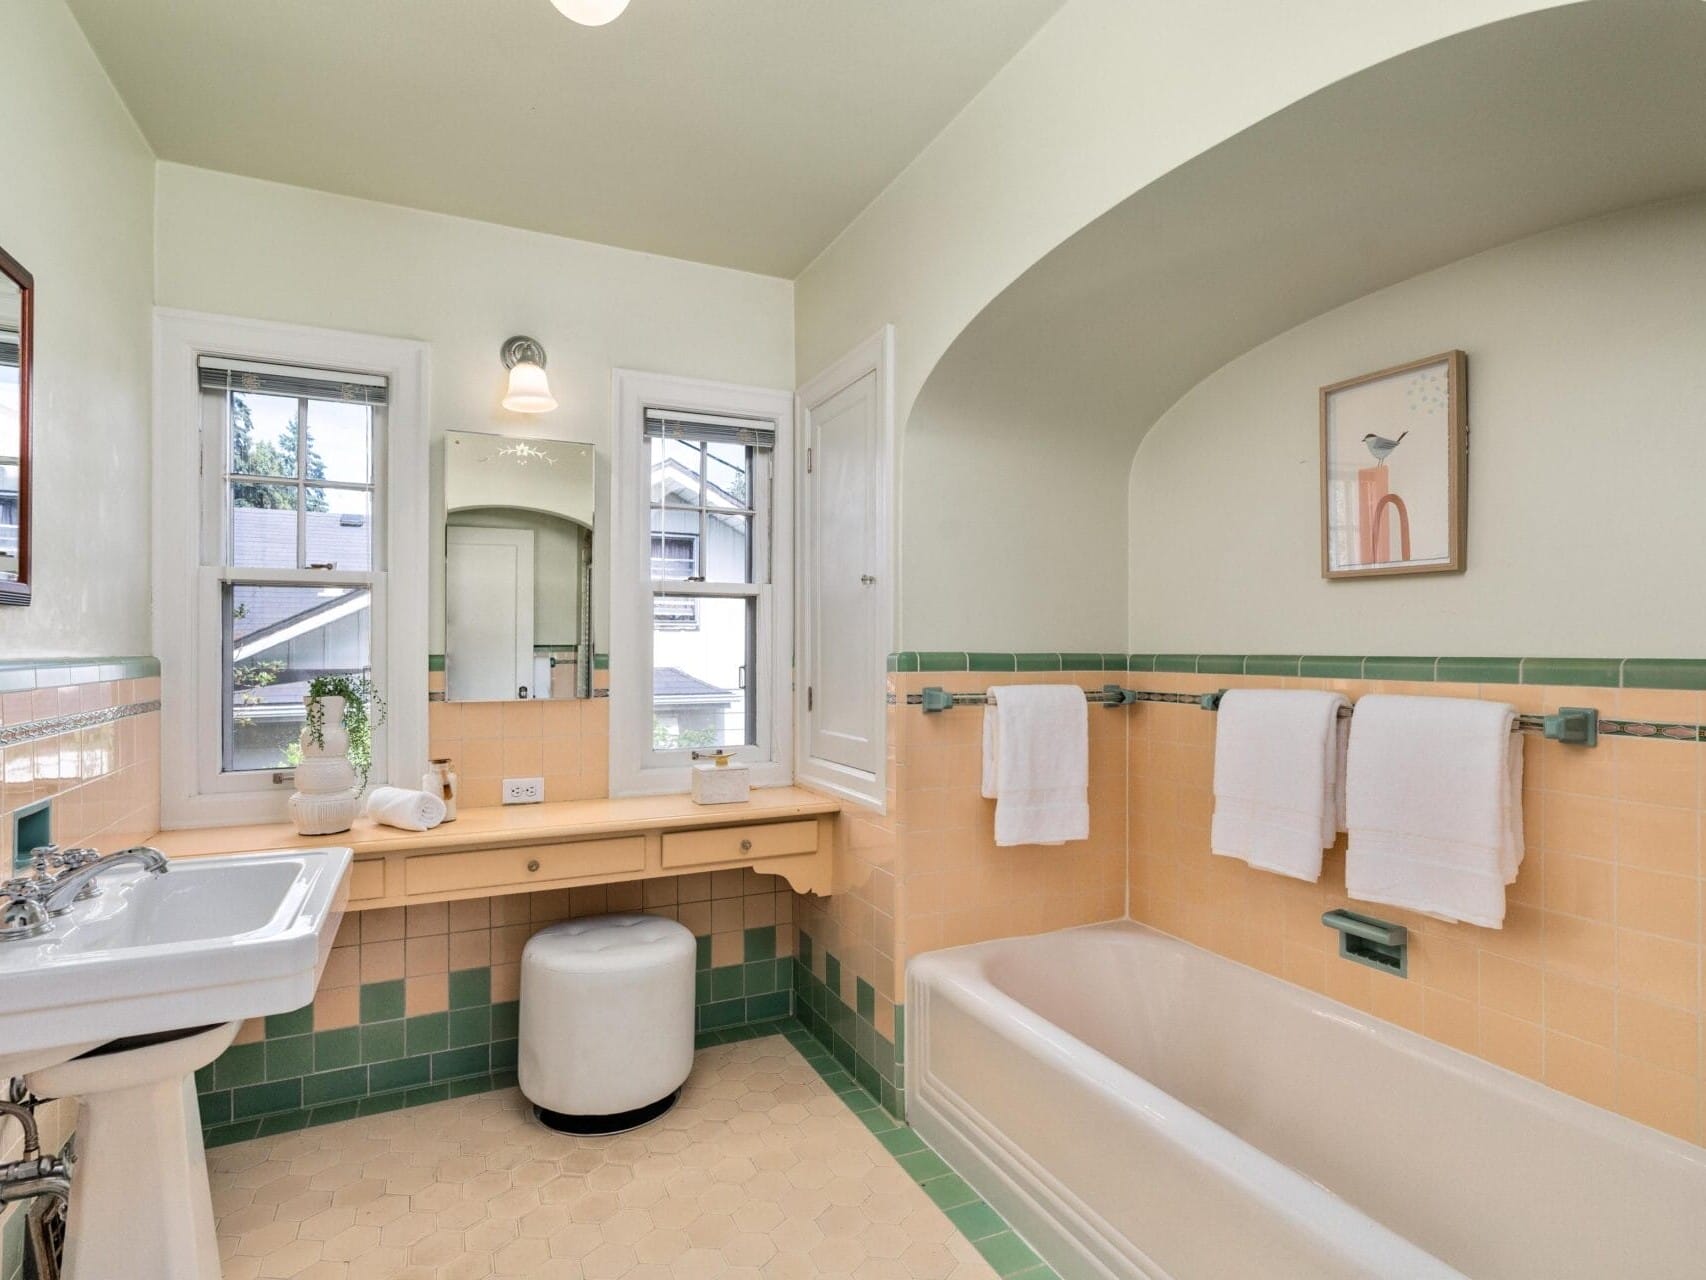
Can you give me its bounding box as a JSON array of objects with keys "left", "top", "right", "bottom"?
[
  {"left": 449, "top": 1006, "right": 492, "bottom": 1048},
  {"left": 889, "top": 652, "right": 920, "bottom": 673},
  {"left": 744, "top": 926, "right": 776, "bottom": 962},
  {"left": 405, "top": 1012, "right": 449, "bottom": 1056},
  {"left": 976, "top": 1231, "right": 1044, "bottom": 1276},
  {"left": 947, "top": 1201, "right": 1008, "bottom": 1241},
  {"left": 856, "top": 979, "right": 875, "bottom": 1021},
  {"left": 1013, "top": 653, "right": 1062, "bottom": 671},
  {"left": 1195, "top": 655, "right": 1245, "bottom": 675},
  {"left": 314, "top": 1027, "right": 361, "bottom": 1071},
  {"left": 264, "top": 1035, "right": 314, "bottom": 1081},
  {"left": 368, "top": 1056, "right": 431, "bottom": 1093},
  {"left": 302, "top": 1066, "right": 369, "bottom": 1107},
  {"left": 967, "top": 653, "right": 1016, "bottom": 672},
  {"left": 361, "top": 1021, "right": 406, "bottom": 1064},
  {"left": 1099, "top": 653, "right": 1127, "bottom": 670},
  {"left": 212, "top": 1042, "right": 265, "bottom": 1091},
  {"left": 197, "top": 1090, "right": 232, "bottom": 1127},
  {"left": 1521, "top": 657, "right": 1621, "bottom": 687},
  {"left": 359, "top": 980, "right": 404, "bottom": 1023},
  {"left": 264, "top": 1005, "right": 314, "bottom": 1039},
  {"left": 432, "top": 1045, "right": 490, "bottom": 1080},
  {"left": 1363, "top": 656, "right": 1437, "bottom": 681},
  {"left": 711, "top": 967, "right": 743, "bottom": 1001},
  {"left": 449, "top": 968, "right": 491, "bottom": 1008},
  {"left": 1243, "top": 655, "right": 1302, "bottom": 676},
  {"left": 492, "top": 1001, "right": 521, "bottom": 1039},
  {"left": 1152, "top": 654, "right": 1197, "bottom": 673},
  {"left": 1300, "top": 656, "right": 1363, "bottom": 678},
  {"left": 1058, "top": 653, "right": 1102, "bottom": 671},
  {"left": 915, "top": 652, "right": 968, "bottom": 672},
  {"left": 231, "top": 1079, "right": 300, "bottom": 1121},
  {"left": 1621, "top": 659, "right": 1706, "bottom": 691},
  {"left": 1436, "top": 657, "right": 1522, "bottom": 684},
  {"left": 1125, "top": 655, "right": 1156, "bottom": 672}
]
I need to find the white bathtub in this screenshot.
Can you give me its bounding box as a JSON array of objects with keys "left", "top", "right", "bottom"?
[{"left": 907, "top": 921, "right": 1706, "bottom": 1280}]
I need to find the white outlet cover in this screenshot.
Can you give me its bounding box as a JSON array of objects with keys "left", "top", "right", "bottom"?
[{"left": 502, "top": 777, "right": 545, "bottom": 805}]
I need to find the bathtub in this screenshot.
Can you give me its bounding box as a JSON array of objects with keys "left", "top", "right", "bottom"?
[{"left": 907, "top": 922, "right": 1706, "bottom": 1280}]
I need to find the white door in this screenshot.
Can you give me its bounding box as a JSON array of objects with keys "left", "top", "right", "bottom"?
[
  {"left": 446, "top": 526, "right": 535, "bottom": 700},
  {"left": 796, "top": 328, "right": 892, "bottom": 805}
]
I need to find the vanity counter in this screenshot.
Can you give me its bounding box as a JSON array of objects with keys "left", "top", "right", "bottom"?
[{"left": 149, "top": 787, "right": 841, "bottom": 908}]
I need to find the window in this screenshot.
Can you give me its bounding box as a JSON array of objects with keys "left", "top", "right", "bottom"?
[
  {"left": 155, "top": 313, "right": 428, "bottom": 827},
  {"left": 610, "top": 371, "right": 793, "bottom": 795}
]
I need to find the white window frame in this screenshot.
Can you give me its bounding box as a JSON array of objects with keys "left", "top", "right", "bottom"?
[
  {"left": 794, "top": 327, "right": 895, "bottom": 810},
  {"left": 610, "top": 369, "right": 794, "bottom": 797},
  {"left": 154, "top": 309, "right": 429, "bottom": 828}
]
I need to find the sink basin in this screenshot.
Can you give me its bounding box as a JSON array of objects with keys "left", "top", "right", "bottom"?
[{"left": 0, "top": 848, "right": 351, "bottom": 1077}]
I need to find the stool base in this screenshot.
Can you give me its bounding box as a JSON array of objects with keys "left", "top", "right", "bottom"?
[{"left": 533, "top": 1087, "right": 681, "bottom": 1136}]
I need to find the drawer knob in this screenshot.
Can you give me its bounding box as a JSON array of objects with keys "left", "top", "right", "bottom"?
[
  {"left": 526, "top": 859, "right": 541, "bottom": 873},
  {"left": 740, "top": 839, "right": 752, "bottom": 852}
]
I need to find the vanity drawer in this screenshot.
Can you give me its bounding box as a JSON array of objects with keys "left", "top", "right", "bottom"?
[
  {"left": 404, "top": 837, "right": 645, "bottom": 896},
  {"left": 661, "top": 820, "right": 818, "bottom": 870},
  {"left": 348, "top": 859, "right": 387, "bottom": 902}
]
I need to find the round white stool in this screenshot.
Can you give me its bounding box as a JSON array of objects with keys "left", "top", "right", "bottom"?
[{"left": 518, "top": 913, "right": 696, "bottom": 1134}]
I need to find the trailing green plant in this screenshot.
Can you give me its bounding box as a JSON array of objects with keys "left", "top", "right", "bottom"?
[{"left": 304, "top": 673, "right": 387, "bottom": 791}]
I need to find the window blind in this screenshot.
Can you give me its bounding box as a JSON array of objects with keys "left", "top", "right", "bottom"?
[
  {"left": 644, "top": 409, "right": 773, "bottom": 449},
  {"left": 0, "top": 330, "right": 17, "bottom": 369},
  {"left": 197, "top": 355, "right": 389, "bottom": 406}
]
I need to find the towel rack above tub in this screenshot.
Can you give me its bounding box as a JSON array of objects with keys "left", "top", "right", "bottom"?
[{"left": 894, "top": 686, "right": 1685, "bottom": 748}]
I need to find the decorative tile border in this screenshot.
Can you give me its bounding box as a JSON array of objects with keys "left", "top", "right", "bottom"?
[
  {"left": 1122, "top": 654, "right": 1706, "bottom": 689},
  {"left": 198, "top": 925, "right": 794, "bottom": 1147},
  {"left": 0, "top": 699, "right": 161, "bottom": 749},
  {"left": 0, "top": 656, "right": 159, "bottom": 693},
  {"left": 794, "top": 929, "right": 904, "bottom": 1118}
]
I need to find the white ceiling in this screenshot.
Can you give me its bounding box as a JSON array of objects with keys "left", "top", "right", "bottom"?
[{"left": 66, "top": 0, "right": 1064, "bottom": 277}]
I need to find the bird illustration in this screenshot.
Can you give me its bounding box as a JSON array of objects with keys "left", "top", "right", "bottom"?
[{"left": 1362, "top": 431, "right": 1408, "bottom": 465}]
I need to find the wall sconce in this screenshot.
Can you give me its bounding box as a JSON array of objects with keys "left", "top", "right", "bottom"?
[
  {"left": 551, "top": 0, "right": 631, "bottom": 25},
  {"left": 500, "top": 336, "right": 558, "bottom": 414}
]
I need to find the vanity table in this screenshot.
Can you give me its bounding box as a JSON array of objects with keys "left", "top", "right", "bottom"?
[{"left": 149, "top": 786, "right": 840, "bottom": 906}]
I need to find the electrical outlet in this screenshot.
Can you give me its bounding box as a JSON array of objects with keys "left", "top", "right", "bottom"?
[{"left": 502, "top": 777, "right": 545, "bottom": 805}]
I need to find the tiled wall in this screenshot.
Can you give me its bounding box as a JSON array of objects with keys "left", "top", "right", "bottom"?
[
  {"left": 1128, "top": 662, "right": 1706, "bottom": 1146},
  {"left": 196, "top": 870, "right": 797, "bottom": 1143},
  {"left": 425, "top": 696, "right": 610, "bottom": 808},
  {"left": 0, "top": 658, "right": 162, "bottom": 1280},
  {"left": 793, "top": 658, "right": 1132, "bottom": 1119}
]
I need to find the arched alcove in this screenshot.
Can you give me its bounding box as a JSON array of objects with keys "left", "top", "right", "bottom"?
[{"left": 899, "top": 0, "right": 1706, "bottom": 650}]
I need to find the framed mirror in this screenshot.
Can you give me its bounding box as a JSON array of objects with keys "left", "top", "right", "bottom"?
[
  {"left": 441, "top": 430, "right": 594, "bottom": 700},
  {"left": 0, "top": 246, "right": 32, "bottom": 605}
]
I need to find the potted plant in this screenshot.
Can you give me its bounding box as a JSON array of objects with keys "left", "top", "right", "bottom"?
[{"left": 289, "top": 673, "right": 388, "bottom": 835}]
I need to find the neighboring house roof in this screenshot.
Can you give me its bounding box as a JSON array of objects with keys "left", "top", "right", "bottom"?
[
  {"left": 653, "top": 666, "right": 734, "bottom": 703},
  {"left": 231, "top": 509, "right": 370, "bottom": 640}
]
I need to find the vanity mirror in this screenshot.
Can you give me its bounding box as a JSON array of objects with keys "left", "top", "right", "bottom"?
[
  {"left": 0, "top": 246, "right": 33, "bottom": 605},
  {"left": 441, "top": 430, "right": 594, "bottom": 700}
]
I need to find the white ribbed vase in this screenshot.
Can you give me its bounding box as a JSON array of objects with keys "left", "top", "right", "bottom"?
[{"left": 289, "top": 695, "right": 359, "bottom": 836}]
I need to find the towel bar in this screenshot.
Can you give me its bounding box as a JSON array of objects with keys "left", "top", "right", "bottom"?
[{"left": 901, "top": 687, "right": 1639, "bottom": 747}]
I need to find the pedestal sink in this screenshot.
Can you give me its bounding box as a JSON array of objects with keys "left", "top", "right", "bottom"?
[{"left": 0, "top": 848, "right": 351, "bottom": 1280}]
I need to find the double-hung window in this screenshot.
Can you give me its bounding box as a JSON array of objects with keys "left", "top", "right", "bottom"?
[
  {"left": 154, "top": 312, "right": 428, "bottom": 827},
  {"left": 200, "top": 357, "right": 386, "bottom": 778},
  {"left": 611, "top": 372, "right": 793, "bottom": 795}
]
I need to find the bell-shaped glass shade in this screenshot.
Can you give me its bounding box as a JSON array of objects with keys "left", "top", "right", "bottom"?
[
  {"left": 502, "top": 360, "right": 558, "bottom": 413},
  {"left": 550, "top": 0, "right": 631, "bottom": 26}
]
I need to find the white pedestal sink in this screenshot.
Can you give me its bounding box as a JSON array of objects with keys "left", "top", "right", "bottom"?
[{"left": 0, "top": 848, "right": 351, "bottom": 1280}]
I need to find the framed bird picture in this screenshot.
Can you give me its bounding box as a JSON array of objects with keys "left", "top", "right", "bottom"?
[{"left": 1320, "top": 350, "right": 1467, "bottom": 579}]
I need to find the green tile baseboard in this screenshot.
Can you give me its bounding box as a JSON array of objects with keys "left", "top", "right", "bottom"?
[
  {"left": 199, "top": 924, "right": 795, "bottom": 1146},
  {"left": 795, "top": 929, "right": 904, "bottom": 1118},
  {"left": 889, "top": 651, "right": 1706, "bottom": 690}
]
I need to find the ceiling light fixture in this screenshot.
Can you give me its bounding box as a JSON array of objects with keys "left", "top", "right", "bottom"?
[
  {"left": 500, "top": 336, "right": 559, "bottom": 414},
  {"left": 550, "top": 0, "right": 630, "bottom": 26}
]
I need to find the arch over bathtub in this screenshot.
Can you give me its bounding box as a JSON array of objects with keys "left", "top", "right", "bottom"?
[{"left": 892, "top": 0, "right": 1706, "bottom": 651}]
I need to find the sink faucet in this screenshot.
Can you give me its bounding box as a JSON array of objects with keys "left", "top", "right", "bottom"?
[{"left": 41, "top": 847, "right": 169, "bottom": 916}]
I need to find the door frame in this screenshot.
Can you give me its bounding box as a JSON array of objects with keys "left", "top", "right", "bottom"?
[{"left": 794, "top": 325, "right": 894, "bottom": 810}]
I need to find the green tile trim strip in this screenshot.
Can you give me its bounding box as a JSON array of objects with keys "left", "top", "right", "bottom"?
[
  {"left": 888, "top": 652, "right": 1706, "bottom": 691},
  {"left": 0, "top": 699, "right": 162, "bottom": 748},
  {"left": 0, "top": 655, "right": 159, "bottom": 693},
  {"left": 201, "top": 925, "right": 796, "bottom": 1147},
  {"left": 794, "top": 931, "right": 904, "bottom": 1118},
  {"left": 777, "top": 1022, "right": 1056, "bottom": 1280}
]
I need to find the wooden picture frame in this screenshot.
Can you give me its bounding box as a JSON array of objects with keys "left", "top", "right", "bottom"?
[
  {"left": 1320, "top": 350, "right": 1466, "bottom": 580},
  {"left": 0, "top": 243, "right": 31, "bottom": 606}
]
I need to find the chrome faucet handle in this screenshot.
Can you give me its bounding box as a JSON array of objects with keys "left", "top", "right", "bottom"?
[
  {"left": 41, "top": 847, "right": 169, "bottom": 916},
  {"left": 27, "top": 845, "right": 60, "bottom": 878},
  {"left": 3, "top": 875, "right": 69, "bottom": 918},
  {"left": 0, "top": 896, "right": 49, "bottom": 942},
  {"left": 52, "top": 847, "right": 105, "bottom": 900}
]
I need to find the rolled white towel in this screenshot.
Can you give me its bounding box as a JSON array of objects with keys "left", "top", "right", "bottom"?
[{"left": 366, "top": 785, "right": 447, "bottom": 832}]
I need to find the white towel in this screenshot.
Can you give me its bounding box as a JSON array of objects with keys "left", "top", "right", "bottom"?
[
  {"left": 980, "top": 685, "right": 1089, "bottom": 847},
  {"left": 366, "top": 785, "right": 447, "bottom": 832},
  {"left": 1344, "top": 694, "right": 1524, "bottom": 928},
  {"left": 1210, "top": 689, "right": 1349, "bottom": 881}
]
